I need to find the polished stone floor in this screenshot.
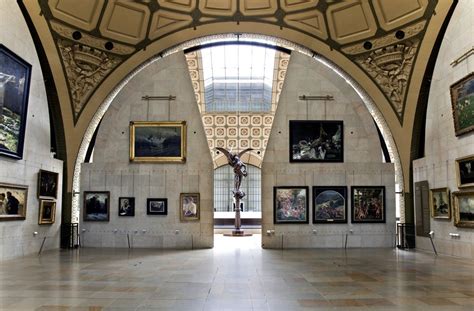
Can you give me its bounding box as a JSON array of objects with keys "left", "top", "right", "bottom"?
[{"left": 0, "top": 234, "right": 473, "bottom": 311}]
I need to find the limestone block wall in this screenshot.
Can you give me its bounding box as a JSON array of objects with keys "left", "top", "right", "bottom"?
[
  {"left": 0, "top": 0, "right": 63, "bottom": 261},
  {"left": 262, "top": 53, "right": 396, "bottom": 249},
  {"left": 80, "top": 53, "right": 213, "bottom": 249},
  {"left": 413, "top": 0, "right": 474, "bottom": 259}
]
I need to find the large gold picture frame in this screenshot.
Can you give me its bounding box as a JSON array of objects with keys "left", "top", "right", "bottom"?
[
  {"left": 429, "top": 187, "right": 451, "bottom": 220},
  {"left": 452, "top": 191, "right": 474, "bottom": 228},
  {"left": 130, "top": 121, "right": 186, "bottom": 163}
]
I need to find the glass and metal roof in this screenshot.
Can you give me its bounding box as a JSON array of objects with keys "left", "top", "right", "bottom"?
[{"left": 200, "top": 44, "right": 276, "bottom": 112}]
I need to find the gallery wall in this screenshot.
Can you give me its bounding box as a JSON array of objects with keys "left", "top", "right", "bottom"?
[
  {"left": 0, "top": 0, "right": 63, "bottom": 261},
  {"left": 413, "top": 0, "right": 474, "bottom": 259},
  {"left": 262, "top": 53, "right": 396, "bottom": 248},
  {"left": 80, "top": 53, "right": 214, "bottom": 249}
]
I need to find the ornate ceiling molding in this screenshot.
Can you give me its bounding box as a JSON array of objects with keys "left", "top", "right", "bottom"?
[{"left": 35, "top": 0, "right": 438, "bottom": 124}]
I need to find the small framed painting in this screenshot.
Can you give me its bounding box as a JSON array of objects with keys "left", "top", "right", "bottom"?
[
  {"left": 130, "top": 121, "right": 186, "bottom": 163},
  {"left": 39, "top": 199, "right": 56, "bottom": 225},
  {"left": 118, "top": 197, "right": 135, "bottom": 217},
  {"left": 455, "top": 155, "right": 474, "bottom": 188},
  {"left": 274, "top": 186, "right": 309, "bottom": 224},
  {"left": 38, "top": 170, "right": 59, "bottom": 199},
  {"left": 452, "top": 191, "right": 474, "bottom": 228},
  {"left": 0, "top": 44, "right": 32, "bottom": 159},
  {"left": 147, "top": 198, "right": 167, "bottom": 215},
  {"left": 83, "top": 191, "right": 110, "bottom": 221},
  {"left": 0, "top": 183, "right": 28, "bottom": 221},
  {"left": 430, "top": 188, "right": 451, "bottom": 219},
  {"left": 180, "top": 193, "right": 200, "bottom": 221},
  {"left": 450, "top": 72, "right": 474, "bottom": 136},
  {"left": 351, "top": 186, "right": 385, "bottom": 223},
  {"left": 313, "top": 186, "right": 347, "bottom": 223},
  {"left": 289, "top": 120, "right": 343, "bottom": 162}
]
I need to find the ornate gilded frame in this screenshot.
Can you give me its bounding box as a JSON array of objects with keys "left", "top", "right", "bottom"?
[
  {"left": 455, "top": 155, "right": 474, "bottom": 188},
  {"left": 452, "top": 190, "right": 474, "bottom": 228},
  {"left": 39, "top": 199, "right": 56, "bottom": 225},
  {"left": 0, "top": 182, "right": 28, "bottom": 221},
  {"left": 129, "top": 121, "right": 187, "bottom": 163},
  {"left": 429, "top": 187, "right": 451, "bottom": 220}
]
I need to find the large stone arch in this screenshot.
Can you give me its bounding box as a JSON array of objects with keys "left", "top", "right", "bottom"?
[{"left": 18, "top": 0, "right": 456, "bottom": 225}]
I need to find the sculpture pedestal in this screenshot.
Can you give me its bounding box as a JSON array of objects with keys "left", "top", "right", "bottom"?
[{"left": 224, "top": 230, "right": 253, "bottom": 237}]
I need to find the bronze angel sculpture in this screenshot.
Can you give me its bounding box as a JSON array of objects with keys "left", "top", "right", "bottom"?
[{"left": 216, "top": 147, "right": 253, "bottom": 234}]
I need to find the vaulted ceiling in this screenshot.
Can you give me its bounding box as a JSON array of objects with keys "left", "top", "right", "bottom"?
[{"left": 19, "top": 0, "right": 454, "bottom": 199}]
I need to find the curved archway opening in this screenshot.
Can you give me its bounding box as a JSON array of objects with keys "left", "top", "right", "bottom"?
[{"left": 72, "top": 34, "right": 404, "bottom": 240}]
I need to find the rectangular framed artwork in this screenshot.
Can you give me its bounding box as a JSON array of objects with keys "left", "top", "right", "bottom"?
[
  {"left": 313, "top": 186, "right": 347, "bottom": 223},
  {"left": 0, "top": 44, "right": 32, "bottom": 159},
  {"left": 118, "top": 197, "right": 135, "bottom": 217},
  {"left": 289, "top": 120, "right": 343, "bottom": 162},
  {"left": 452, "top": 191, "right": 474, "bottom": 228},
  {"left": 455, "top": 155, "right": 474, "bottom": 188},
  {"left": 37, "top": 170, "right": 59, "bottom": 199},
  {"left": 39, "top": 199, "right": 56, "bottom": 225},
  {"left": 130, "top": 121, "right": 186, "bottom": 163},
  {"left": 274, "top": 186, "right": 309, "bottom": 224},
  {"left": 429, "top": 187, "right": 451, "bottom": 220},
  {"left": 83, "top": 191, "right": 110, "bottom": 221},
  {"left": 450, "top": 72, "right": 474, "bottom": 136},
  {"left": 0, "top": 182, "right": 28, "bottom": 221},
  {"left": 351, "top": 186, "right": 385, "bottom": 223},
  {"left": 180, "top": 193, "right": 200, "bottom": 221},
  {"left": 147, "top": 198, "right": 167, "bottom": 215}
]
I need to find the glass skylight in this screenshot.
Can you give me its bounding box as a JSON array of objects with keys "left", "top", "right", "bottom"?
[{"left": 200, "top": 44, "right": 276, "bottom": 112}]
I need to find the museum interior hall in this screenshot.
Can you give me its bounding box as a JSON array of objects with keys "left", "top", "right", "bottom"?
[{"left": 0, "top": 0, "right": 473, "bottom": 310}]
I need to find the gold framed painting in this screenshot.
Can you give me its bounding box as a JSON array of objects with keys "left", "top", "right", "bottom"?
[
  {"left": 429, "top": 187, "right": 451, "bottom": 219},
  {"left": 455, "top": 155, "right": 474, "bottom": 188},
  {"left": 0, "top": 183, "right": 28, "bottom": 221},
  {"left": 130, "top": 121, "right": 186, "bottom": 163},
  {"left": 39, "top": 199, "right": 56, "bottom": 225},
  {"left": 452, "top": 191, "right": 474, "bottom": 228},
  {"left": 450, "top": 72, "right": 474, "bottom": 136},
  {"left": 180, "top": 193, "right": 200, "bottom": 221}
]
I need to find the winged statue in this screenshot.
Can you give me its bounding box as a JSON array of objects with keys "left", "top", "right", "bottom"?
[{"left": 216, "top": 147, "right": 253, "bottom": 199}]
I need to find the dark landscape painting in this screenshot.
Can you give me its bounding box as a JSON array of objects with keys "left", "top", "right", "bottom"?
[
  {"left": 83, "top": 191, "right": 109, "bottom": 221},
  {"left": 147, "top": 198, "right": 167, "bottom": 215},
  {"left": 290, "top": 120, "right": 343, "bottom": 162},
  {"left": 0, "top": 44, "right": 32, "bottom": 159},
  {"left": 453, "top": 191, "right": 474, "bottom": 228},
  {"left": 313, "top": 186, "right": 347, "bottom": 223}
]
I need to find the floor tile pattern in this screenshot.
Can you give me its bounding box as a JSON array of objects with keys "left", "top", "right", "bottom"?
[{"left": 0, "top": 235, "right": 473, "bottom": 310}]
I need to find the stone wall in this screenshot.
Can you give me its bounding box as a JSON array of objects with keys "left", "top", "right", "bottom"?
[
  {"left": 0, "top": 0, "right": 63, "bottom": 261},
  {"left": 80, "top": 53, "right": 214, "bottom": 249},
  {"left": 413, "top": 0, "right": 474, "bottom": 259},
  {"left": 262, "top": 53, "right": 396, "bottom": 248}
]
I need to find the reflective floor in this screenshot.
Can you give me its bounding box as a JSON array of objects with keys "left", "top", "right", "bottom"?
[{"left": 0, "top": 235, "right": 473, "bottom": 310}]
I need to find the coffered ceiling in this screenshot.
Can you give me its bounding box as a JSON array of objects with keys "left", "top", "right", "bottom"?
[{"left": 19, "top": 0, "right": 454, "bottom": 194}]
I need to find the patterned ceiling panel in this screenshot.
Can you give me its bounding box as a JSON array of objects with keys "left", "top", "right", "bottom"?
[
  {"left": 199, "top": 0, "right": 237, "bottom": 16},
  {"left": 283, "top": 10, "right": 328, "bottom": 40},
  {"left": 99, "top": 1, "right": 150, "bottom": 45},
  {"left": 279, "top": 0, "right": 319, "bottom": 12},
  {"left": 240, "top": 0, "right": 278, "bottom": 16},
  {"left": 326, "top": 0, "right": 377, "bottom": 45},
  {"left": 36, "top": 0, "right": 440, "bottom": 123},
  {"left": 157, "top": 0, "right": 197, "bottom": 12},
  {"left": 48, "top": 0, "right": 104, "bottom": 31},
  {"left": 149, "top": 10, "right": 193, "bottom": 40},
  {"left": 372, "top": 0, "right": 428, "bottom": 31}
]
